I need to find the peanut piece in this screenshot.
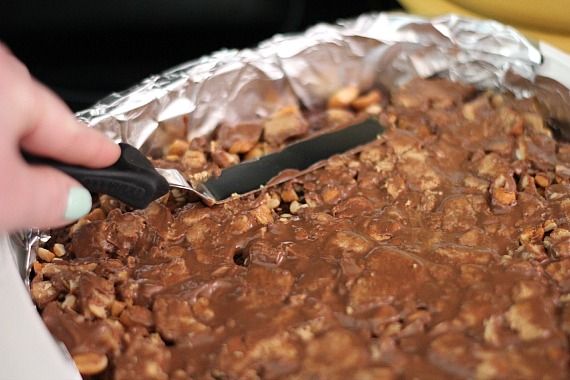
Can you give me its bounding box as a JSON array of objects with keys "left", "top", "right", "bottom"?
[
  {"left": 351, "top": 90, "right": 382, "bottom": 110},
  {"left": 519, "top": 226, "right": 544, "bottom": 244},
  {"left": 463, "top": 175, "right": 489, "bottom": 193},
  {"left": 462, "top": 94, "right": 490, "bottom": 121},
  {"left": 32, "top": 261, "right": 43, "bottom": 274},
  {"left": 185, "top": 222, "right": 209, "bottom": 245},
  {"left": 267, "top": 193, "right": 281, "bottom": 209},
  {"left": 212, "top": 150, "right": 239, "bottom": 168},
  {"left": 217, "top": 122, "right": 263, "bottom": 153},
  {"left": 244, "top": 143, "right": 270, "bottom": 160},
  {"left": 182, "top": 150, "right": 207, "bottom": 169},
  {"left": 534, "top": 172, "right": 550, "bottom": 188},
  {"left": 506, "top": 301, "right": 551, "bottom": 341},
  {"left": 326, "top": 109, "right": 354, "bottom": 126},
  {"left": 321, "top": 186, "right": 341, "bottom": 204},
  {"left": 166, "top": 139, "right": 189, "bottom": 156},
  {"left": 99, "top": 194, "right": 121, "bottom": 213},
  {"left": 281, "top": 185, "right": 298, "bottom": 203},
  {"left": 73, "top": 352, "right": 108, "bottom": 375},
  {"left": 86, "top": 207, "right": 106, "bottom": 221},
  {"left": 31, "top": 281, "right": 57, "bottom": 306},
  {"left": 37, "top": 247, "right": 55, "bottom": 262},
  {"left": 229, "top": 214, "right": 253, "bottom": 234},
  {"left": 523, "top": 112, "right": 550, "bottom": 136},
  {"left": 555, "top": 164, "right": 570, "bottom": 178},
  {"left": 328, "top": 86, "right": 359, "bottom": 109},
  {"left": 52, "top": 243, "right": 66, "bottom": 257},
  {"left": 165, "top": 154, "right": 180, "bottom": 162},
  {"left": 290, "top": 201, "right": 307, "bottom": 214},
  {"left": 543, "top": 219, "right": 557, "bottom": 232},
  {"left": 192, "top": 297, "right": 215, "bottom": 322},
  {"left": 89, "top": 303, "right": 108, "bottom": 319},
  {"left": 62, "top": 294, "right": 77, "bottom": 310},
  {"left": 490, "top": 175, "right": 517, "bottom": 208},
  {"left": 365, "top": 104, "right": 382, "bottom": 115},
  {"left": 263, "top": 106, "right": 309, "bottom": 145},
  {"left": 250, "top": 204, "right": 275, "bottom": 225},
  {"left": 491, "top": 94, "right": 504, "bottom": 107},
  {"left": 493, "top": 187, "right": 516, "bottom": 205}
]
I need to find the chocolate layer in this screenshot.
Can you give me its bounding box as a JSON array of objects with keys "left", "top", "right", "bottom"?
[{"left": 32, "top": 79, "right": 570, "bottom": 379}]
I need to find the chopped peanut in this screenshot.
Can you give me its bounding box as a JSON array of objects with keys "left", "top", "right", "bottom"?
[
  {"left": 263, "top": 106, "right": 308, "bottom": 145},
  {"left": 351, "top": 90, "right": 382, "bottom": 110},
  {"left": 328, "top": 86, "right": 359, "bottom": 109},
  {"left": 73, "top": 352, "right": 109, "bottom": 375},
  {"left": 166, "top": 139, "right": 190, "bottom": 156},
  {"left": 52, "top": 243, "right": 66, "bottom": 257},
  {"left": 37, "top": 247, "right": 55, "bottom": 262}
]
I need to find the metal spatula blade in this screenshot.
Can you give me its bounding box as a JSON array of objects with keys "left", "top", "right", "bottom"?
[{"left": 24, "top": 118, "right": 384, "bottom": 209}]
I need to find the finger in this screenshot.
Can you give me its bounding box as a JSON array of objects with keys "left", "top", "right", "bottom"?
[
  {"left": 0, "top": 163, "right": 92, "bottom": 232},
  {"left": 19, "top": 81, "right": 120, "bottom": 168}
]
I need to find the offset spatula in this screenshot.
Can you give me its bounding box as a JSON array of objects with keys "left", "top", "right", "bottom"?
[{"left": 23, "top": 118, "right": 384, "bottom": 209}]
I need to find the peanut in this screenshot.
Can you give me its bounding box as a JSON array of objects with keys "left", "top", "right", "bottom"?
[
  {"left": 32, "top": 261, "right": 43, "bottom": 274},
  {"left": 326, "top": 109, "right": 354, "bottom": 126},
  {"left": 519, "top": 226, "right": 544, "bottom": 244},
  {"left": 555, "top": 164, "right": 570, "bottom": 178},
  {"left": 534, "top": 173, "right": 550, "bottom": 188},
  {"left": 182, "top": 149, "right": 207, "bottom": 169},
  {"left": 244, "top": 143, "right": 269, "bottom": 160},
  {"left": 165, "top": 154, "right": 180, "bottom": 162},
  {"left": 166, "top": 139, "right": 189, "bottom": 156},
  {"left": 543, "top": 219, "right": 557, "bottom": 232},
  {"left": 365, "top": 104, "right": 382, "bottom": 115},
  {"left": 351, "top": 90, "right": 382, "bottom": 110},
  {"left": 62, "top": 294, "right": 77, "bottom": 310},
  {"left": 88, "top": 304, "right": 108, "bottom": 319},
  {"left": 73, "top": 352, "right": 108, "bottom": 375},
  {"left": 281, "top": 185, "right": 298, "bottom": 203},
  {"left": 321, "top": 186, "right": 341, "bottom": 204},
  {"left": 263, "top": 106, "right": 309, "bottom": 145},
  {"left": 52, "top": 243, "right": 66, "bottom": 257},
  {"left": 37, "top": 247, "right": 55, "bottom": 262},
  {"left": 86, "top": 207, "right": 106, "bottom": 221},
  {"left": 328, "top": 86, "right": 359, "bottom": 109},
  {"left": 266, "top": 193, "right": 281, "bottom": 209},
  {"left": 493, "top": 187, "right": 516, "bottom": 206},
  {"left": 250, "top": 204, "right": 274, "bottom": 225},
  {"left": 290, "top": 201, "right": 307, "bottom": 214}
]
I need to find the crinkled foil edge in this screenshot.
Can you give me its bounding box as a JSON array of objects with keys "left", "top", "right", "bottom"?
[{"left": 73, "top": 12, "right": 544, "bottom": 150}]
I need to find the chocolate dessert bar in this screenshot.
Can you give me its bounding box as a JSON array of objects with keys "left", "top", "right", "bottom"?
[{"left": 32, "top": 79, "right": 570, "bottom": 379}]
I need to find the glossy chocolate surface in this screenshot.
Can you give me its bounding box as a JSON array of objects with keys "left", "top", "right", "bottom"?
[{"left": 32, "top": 79, "right": 570, "bottom": 379}]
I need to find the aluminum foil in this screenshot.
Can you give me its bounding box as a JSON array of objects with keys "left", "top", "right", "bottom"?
[
  {"left": 75, "top": 12, "right": 550, "bottom": 154},
  {"left": 7, "top": 11, "right": 570, "bottom": 379}
]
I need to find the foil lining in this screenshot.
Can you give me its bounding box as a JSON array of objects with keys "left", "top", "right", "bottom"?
[
  {"left": 75, "top": 12, "right": 547, "bottom": 153},
  {"left": 8, "top": 12, "right": 570, "bottom": 378},
  {"left": 10, "top": 229, "right": 47, "bottom": 286}
]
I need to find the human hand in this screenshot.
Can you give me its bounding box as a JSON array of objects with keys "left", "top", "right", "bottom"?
[{"left": 0, "top": 43, "right": 120, "bottom": 232}]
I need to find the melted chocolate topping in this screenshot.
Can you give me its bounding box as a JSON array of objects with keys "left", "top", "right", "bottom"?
[{"left": 32, "top": 79, "right": 570, "bottom": 380}]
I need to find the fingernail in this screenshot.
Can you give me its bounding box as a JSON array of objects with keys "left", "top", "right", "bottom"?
[{"left": 64, "top": 187, "right": 92, "bottom": 221}]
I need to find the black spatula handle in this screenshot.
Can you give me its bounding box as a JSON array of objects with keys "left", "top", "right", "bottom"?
[{"left": 22, "top": 143, "right": 169, "bottom": 209}]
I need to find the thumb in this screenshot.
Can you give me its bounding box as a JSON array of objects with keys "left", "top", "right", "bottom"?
[{"left": 1, "top": 164, "right": 92, "bottom": 232}]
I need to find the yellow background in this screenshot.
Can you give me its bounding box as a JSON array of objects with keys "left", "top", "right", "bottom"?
[{"left": 400, "top": 0, "right": 570, "bottom": 52}]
